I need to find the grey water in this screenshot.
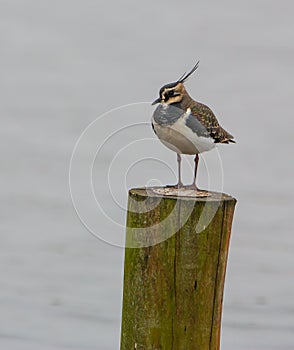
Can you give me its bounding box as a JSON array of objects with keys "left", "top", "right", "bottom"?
[{"left": 1, "top": 1, "right": 294, "bottom": 349}]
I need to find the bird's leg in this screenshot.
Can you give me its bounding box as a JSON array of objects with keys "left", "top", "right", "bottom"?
[
  {"left": 177, "top": 153, "right": 184, "bottom": 188},
  {"left": 166, "top": 153, "right": 184, "bottom": 188},
  {"left": 190, "top": 154, "right": 199, "bottom": 190}
]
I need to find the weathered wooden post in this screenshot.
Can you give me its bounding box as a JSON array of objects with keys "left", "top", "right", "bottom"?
[{"left": 121, "top": 187, "right": 236, "bottom": 350}]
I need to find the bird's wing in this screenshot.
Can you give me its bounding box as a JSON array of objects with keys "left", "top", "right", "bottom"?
[{"left": 190, "top": 102, "right": 235, "bottom": 143}]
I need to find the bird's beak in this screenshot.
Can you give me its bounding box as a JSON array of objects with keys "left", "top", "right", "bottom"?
[{"left": 151, "top": 98, "right": 161, "bottom": 105}]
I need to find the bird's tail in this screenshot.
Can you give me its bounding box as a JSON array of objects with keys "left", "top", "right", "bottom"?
[{"left": 217, "top": 127, "right": 235, "bottom": 144}]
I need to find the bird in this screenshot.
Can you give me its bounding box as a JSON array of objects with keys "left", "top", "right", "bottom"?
[{"left": 151, "top": 61, "right": 235, "bottom": 190}]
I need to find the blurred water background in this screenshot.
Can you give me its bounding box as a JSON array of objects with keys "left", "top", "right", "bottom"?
[{"left": 1, "top": 0, "right": 294, "bottom": 349}]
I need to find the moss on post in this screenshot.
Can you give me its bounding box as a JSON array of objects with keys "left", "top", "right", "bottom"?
[{"left": 121, "top": 188, "right": 236, "bottom": 350}]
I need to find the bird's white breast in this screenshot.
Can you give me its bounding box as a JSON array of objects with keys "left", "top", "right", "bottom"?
[{"left": 152, "top": 108, "right": 215, "bottom": 155}]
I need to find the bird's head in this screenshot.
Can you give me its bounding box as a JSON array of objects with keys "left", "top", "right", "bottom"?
[{"left": 152, "top": 61, "right": 199, "bottom": 106}]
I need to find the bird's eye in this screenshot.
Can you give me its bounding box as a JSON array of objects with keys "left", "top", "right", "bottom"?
[{"left": 168, "top": 90, "right": 174, "bottom": 97}]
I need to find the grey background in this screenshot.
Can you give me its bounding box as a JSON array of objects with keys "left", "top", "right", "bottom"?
[{"left": 1, "top": 0, "right": 294, "bottom": 349}]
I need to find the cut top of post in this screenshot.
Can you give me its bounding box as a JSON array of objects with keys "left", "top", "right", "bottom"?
[{"left": 130, "top": 187, "right": 236, "bottom": 202}]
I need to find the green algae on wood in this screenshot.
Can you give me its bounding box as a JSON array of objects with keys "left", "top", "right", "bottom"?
[{"left": 121, "top": 188, "right": 236, "bottom": 350}]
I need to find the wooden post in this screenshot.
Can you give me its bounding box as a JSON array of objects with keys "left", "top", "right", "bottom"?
[{"left": 121, "top": 188, "right": 236, "bottom": 350}]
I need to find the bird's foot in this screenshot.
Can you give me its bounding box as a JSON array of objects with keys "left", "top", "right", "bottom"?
[
  {"left": 184, "top": 183, "right": 202, "bottom": 191},
  {"left": 186, "top": 183, "right": 198, "bottom": 190},
  {"left": 166, "top": 181, "right": 184, "bottom": 189},
  {"left": 183, "top": 184, "right": 211, "bottom": 197}
]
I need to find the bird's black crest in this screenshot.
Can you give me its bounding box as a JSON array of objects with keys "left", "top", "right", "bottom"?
[
  {"left": 177, "top": 61, "right": 200, "bottom": 83},
  {"left": 159, "top": 61, "right": 200, "bottom": 94}
]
